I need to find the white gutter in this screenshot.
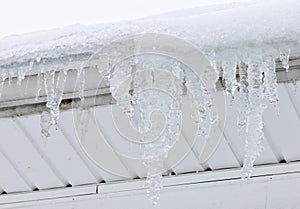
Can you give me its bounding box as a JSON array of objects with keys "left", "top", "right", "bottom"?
[{"left": 1, "top": 161, "right": 300, "bottom": 208}]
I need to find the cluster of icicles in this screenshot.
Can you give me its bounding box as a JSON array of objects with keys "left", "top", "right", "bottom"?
[
  {"left": 40, "top": 66, "right": 85, "bottom": 137},
  {"left": 0, "top": 50, "right": 290, "bottom": 205},
  {"left": 106, "top": 50, "right": 289, "bottom": 205},
  {"left": 224, "top": 56, "right": 280, "bottom": 178}
]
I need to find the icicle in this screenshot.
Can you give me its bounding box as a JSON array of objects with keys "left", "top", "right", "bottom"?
[
  {"left": 108, "top": 55, "right": 184, "bottom": 204},
  {"left": 41, "top": 70, "right": 55, "bottom": 137},
  {"left": 8, "top": 70, "right": 14, "bottom": 86},
  {"left": 185, "top": 68, "right": 215, "bottom": 138},
  {"left": 185, "top": 51, "right": 219, "bottom": 139},
  {"left": 242, "top": 62, "right": 265, "bottom": 179},
  {"left": 41, "top": 69, "right": 68, "bottom": 137},
  {"left": 263, "top": 57, "right": 279, "bottom": 106},
  {"left": 207, "top": 51, "right": 218, "bottom": 72},
  {"left": 17, "top": 67, "right": 26, "bottom": 85},
  {"left": 222, "top": 58, "right": 238, "bottom": 98},
  {"left": 142, "top": 64, "right": 183, "bottom": 204},
  {"left": 36, "top": 57, "right": 42, "bottom": 63},
  {"left": 40, "top": 111, "right": 51, "bottom": 138},
  {"left": 43, "top": 70, "right": 55, "bottom": 107},
  {"left": 144, "top": 156, "right": 164, "bottom": 206},
  {"left": 205, "top": 51, "right": 220, "bottom": 124},
  {"left": 0, "top": 74, "right": 8, "bottom": 98},
  {"left": 35, "top": 71, "right": 42, "bottom": 101},
  {"left": 279, "top": 50, "right": 290, "bottom": 72},
  {"left": 237, "top": 62, "right": 248, "bottom": 130},
  {"left": 76, "top": 68, "right": 85, "bottom": 102},
  {"left": 53, "top": 69, "right": 68, "bottom": 127}
]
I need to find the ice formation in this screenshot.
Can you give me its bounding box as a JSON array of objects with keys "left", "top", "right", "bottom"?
[
  {"left": 0, "top": 75, "right": 7, "bottom": 98},
  {"left": 0, "top": 0, "right": 299, "bottom": 204},
  {"left": 107, "top": 55, "right": 185, "bottom": 205},
  {"left": 41, "top": 69, "right": 68, "bottom": 137},
  {"left": 76, "top": 67, "right": 86, "bottom": 102},
  {"left": 102, "top": 46, "right": 284, "bottom": 200},
  {"left": 222, "top": 57, "right": 238, "bottom": 97},
  {"left": 240, "top": 61, "right": 266, "bottom": 179},
  {"left": 279, "top": 50, "right": 291, "bottom": 72},
  {"left": 221, "top": 54, "right": 280, "bottom": 179}
]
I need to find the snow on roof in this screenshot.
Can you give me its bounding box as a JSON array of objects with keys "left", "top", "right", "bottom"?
[{"left": 0, "top": 0, "right": 300, "bottom": 72}]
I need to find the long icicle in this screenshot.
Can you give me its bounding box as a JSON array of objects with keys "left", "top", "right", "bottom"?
[{"left": 242, "top": 62, "right": 265, "bottom": 179}]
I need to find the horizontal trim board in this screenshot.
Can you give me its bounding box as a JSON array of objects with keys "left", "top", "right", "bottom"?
[
  {"left": 0, "top": 57, "right": 299, "bottom": 118},
  {"left": 1, "top": 161, "right": 300, "bottom": 207}
]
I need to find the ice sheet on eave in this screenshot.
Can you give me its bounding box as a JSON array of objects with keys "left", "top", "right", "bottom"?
[{"left": 0, "top": 0, "right": 300, "bottom": 71}]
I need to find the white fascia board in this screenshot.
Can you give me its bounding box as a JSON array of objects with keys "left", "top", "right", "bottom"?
[{"left": 0, "top": 57, "right": 299, "bottom": 119}]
